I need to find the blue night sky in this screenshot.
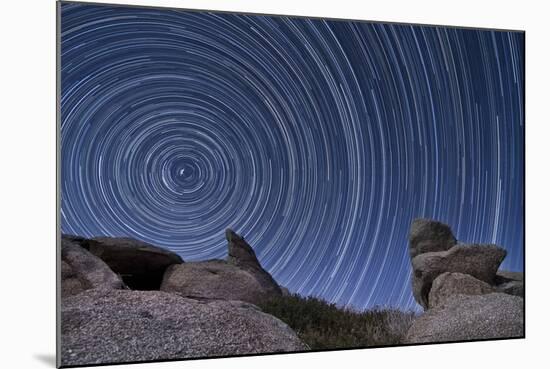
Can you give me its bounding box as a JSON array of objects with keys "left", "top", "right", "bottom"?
[{"left": 60, "top": 2, "right": 524, "bottom": 311}]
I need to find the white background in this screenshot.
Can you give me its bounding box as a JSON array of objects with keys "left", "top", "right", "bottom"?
[{"left": 1, "top": 0, "right": 548, "bottom": 368}]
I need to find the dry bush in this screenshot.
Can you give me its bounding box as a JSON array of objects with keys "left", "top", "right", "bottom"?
[{"left": 257, "top": 293, "right": 416, "bottom": 350}]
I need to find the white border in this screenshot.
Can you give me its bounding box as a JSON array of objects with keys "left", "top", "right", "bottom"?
[{"left": 1, "top": 0, "right": 548, "bottom": 368}]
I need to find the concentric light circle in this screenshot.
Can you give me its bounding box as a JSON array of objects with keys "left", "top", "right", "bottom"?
[{"left": 61, "top": 4, "right": 524, "bottom": 310}]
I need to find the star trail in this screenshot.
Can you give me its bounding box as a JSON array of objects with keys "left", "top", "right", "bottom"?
[{"left": 60, "top": 2, "right": 524, "bottom": 311}]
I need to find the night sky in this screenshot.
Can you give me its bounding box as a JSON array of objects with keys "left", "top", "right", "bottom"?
[{"left": 60, "top": 2, "right": 524, "bottom": 311}]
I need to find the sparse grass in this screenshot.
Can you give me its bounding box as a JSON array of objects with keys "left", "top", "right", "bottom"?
[{"left": 257, "top": 293, "right": 416, "bottom": 350}]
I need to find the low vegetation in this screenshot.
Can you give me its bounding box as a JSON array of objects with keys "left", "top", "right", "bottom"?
[{"left": 257, "top": 293, "right": 416, "bottom": 350}]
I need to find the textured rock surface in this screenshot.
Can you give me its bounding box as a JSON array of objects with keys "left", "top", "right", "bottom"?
[
  {"left": 61, "top": 260, "right": 86, "bottom": 297},
  {"left": 161, "top": 260, "right": 276, "bottom": 304},
  {"left": 60, "top": 289, "right": 307, "bottom": 366},
  {"left": 405, "top": 219, "right": 523, "bottom": 343},
  {"left": 61, "top": 238, "right": 125, "bottom": 297},
  {"left": 69, "top": 236, "right": 184, "bottom": 290},
  {"left": 226, "top": 229, "right": 282, "bottom": 295},
  {"left": 412, "top": 244, "right": 506, "bottom": 308},
  {"left": 428, "top": 272, "right": 494, "bottom": 308},
  {"left": 161, "top": 230, "right": 281, "bottom": 303},
  {"left": 409, "top": 218, "right": 457, "bottom": 258},
  {"left": 404, "top": 293, "right": 524, "bottom": 343}
]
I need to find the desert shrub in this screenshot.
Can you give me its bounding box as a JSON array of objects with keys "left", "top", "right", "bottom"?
[{"left": 257, "top": 293, "right": 416, "bottom": 350}]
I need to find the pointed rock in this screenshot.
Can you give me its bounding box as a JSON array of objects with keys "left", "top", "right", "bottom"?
[
  {"left": 226, "top": 229, "right": 261, "bottom": 269},
  {"left": 225, "top": 229, "right": 282, "bottom": 294}
]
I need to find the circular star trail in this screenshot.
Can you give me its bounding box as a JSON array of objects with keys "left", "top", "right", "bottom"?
[{"left": 60, "top": 3, "right": 524, "bottom": 311}]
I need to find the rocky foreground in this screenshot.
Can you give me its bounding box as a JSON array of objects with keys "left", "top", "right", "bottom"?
[
  {"left": 60, "top": 219, "right": 524, "bottom": 365},
  {"left": 60, "top": 230, "right": 306, "bottom": 366},
  {"left": 404, "top": 219, "right": 524, "bottom": 343}
]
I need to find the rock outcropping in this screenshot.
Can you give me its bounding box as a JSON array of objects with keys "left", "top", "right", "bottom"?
[
  {"left": 160, "top": 229, "right": 282, "bottom": 304},
  {"left": 61, "top": 237, "right": 125, "bottom": 297},
  {"left": 60, "top": 230, "right": 306, "bottom": 365},
  {"left": 411, "top": 243, "right": 506, "bottom": 308},
  {"left": 63, "top": 235, "right": 184, "bottom": 290},
  {"left": 405, "top": 219, "right": 524, "bottom": 343}
]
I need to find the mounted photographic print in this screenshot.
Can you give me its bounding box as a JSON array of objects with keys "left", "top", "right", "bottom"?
[{"left": 57, "top": 1, "right": 525, "bottom": 367}]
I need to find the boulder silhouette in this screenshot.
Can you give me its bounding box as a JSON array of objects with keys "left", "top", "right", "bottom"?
[{"left": 226, "top": 229, "right": 282, "bottom": 294}]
